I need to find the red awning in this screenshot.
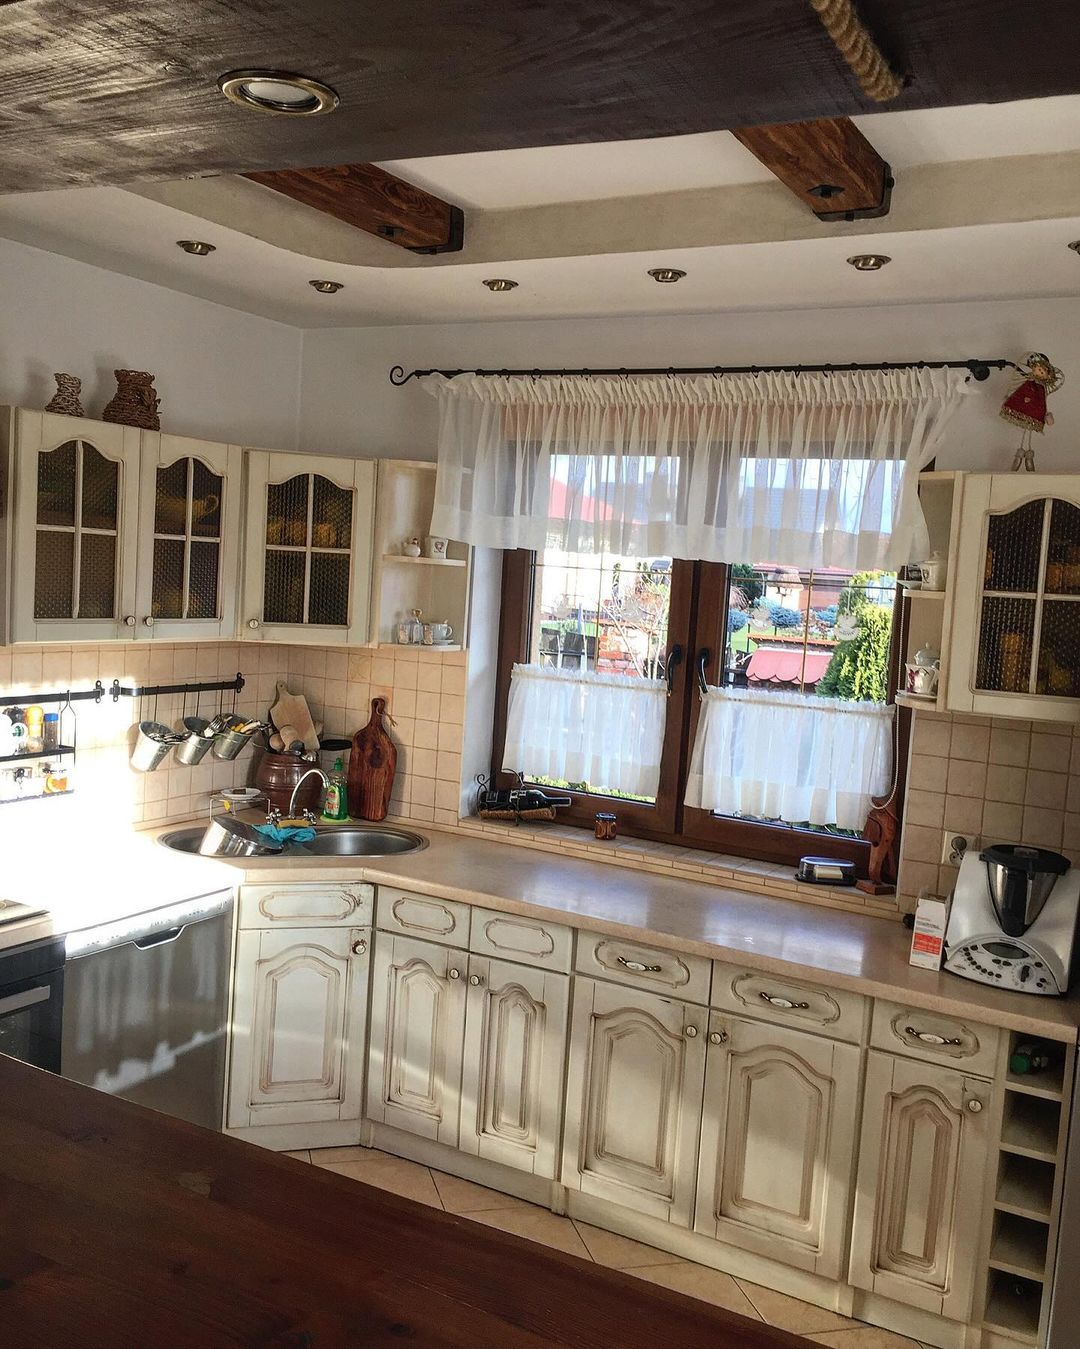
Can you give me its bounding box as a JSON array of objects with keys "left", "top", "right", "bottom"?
[{"left": 746, "top": 648, "right": 832, "bottom": 687}]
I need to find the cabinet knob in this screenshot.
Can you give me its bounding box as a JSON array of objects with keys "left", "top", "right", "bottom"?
[
  {"left": 468, "top": 973, "right": 483, "bottom": 987},
  {"left": 123, "top": 615, "right": 136, "bottom": 627},
  {"left": 759, "top": 991, "right": 810, "bottom": 1010},
  {"left": 684, "top": 1025, "right": 699, "bottom": 1039},
  {"left": 617, "top": 955, "right": 662, "bottom": 974},
  {"left": 351, "top": 938, "right": 367, "bottom": 956},
  {"left": 966, "top": 1098, "right": 984, "bottom": 1114},
  {"left": 905, "top": 1026, "right": 962, "bottom": 1047},
  {"left": 142, "top": 615, "right": 155, "bottom": 628},
  {"left": 247, "top": 618, "right": 261, "bottom": 630},
  {"left": 708, "top": 1030, "right": 728, "bottom": 1046},
  {"left": 448, "top": 967, "right": 461, "bottom": 980}
]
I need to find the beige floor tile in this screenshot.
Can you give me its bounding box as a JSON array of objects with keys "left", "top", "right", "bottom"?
[
  {"left": 735, "top": 1281, "right": 860, "bottom": 1334},
  {"left": 468, "top": 1206, "right": 592, "bottom": 1259},
  {"left": 571, "top": 1220, "right": 683, "bottom": 1270},
  {"left": 630, "top": 1261, "right": 761, "bottom": 1318},
  {"left": 806, "top": 1328, "right": 923, "bottom": 1348},
  {"left": 310, "top": 1145, "right": 368, "bottom": 1163},
  {"left": 281, "top": 1149, "right": 311, "bottom": 1163},
  {"left": 315, "top": 1151, "right": 443, "bottom": 1208},
  {"left": 429, "top": 1169, "right": 534, "bottom": 1214}
]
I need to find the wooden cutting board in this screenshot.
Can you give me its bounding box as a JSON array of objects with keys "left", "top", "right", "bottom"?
[
  {"left": 347, "top": 697, "right": 397, "bottom": 821},
  {"left": 269, "top": 681, "right": 320, "bottom": 753}
]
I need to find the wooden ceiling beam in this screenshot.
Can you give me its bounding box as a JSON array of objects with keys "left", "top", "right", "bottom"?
[
  {"left": 243, "top": 162, "right": 464, "bottom": 253},
  {"left": 732, "top": 117, "right": 892, "bottom": 221}
]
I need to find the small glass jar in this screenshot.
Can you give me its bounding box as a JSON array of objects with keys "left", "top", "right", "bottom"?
[
  {"left": 42, "top": 711, "right": 61, "bottom": 752},
  {"left": 595, "top": 811, "right": 618, "bottom": 841}
]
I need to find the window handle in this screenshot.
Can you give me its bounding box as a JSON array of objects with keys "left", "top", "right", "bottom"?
[
  {"left": 665, "top": 644, "right": 684, "bottom": 697},
  {"left": 697, "top": 648, "right": 710, "bottom": 697}
]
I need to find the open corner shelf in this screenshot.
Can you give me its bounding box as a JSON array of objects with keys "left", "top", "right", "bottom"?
[
  {"left": 381, "top": 554, "right": 467, "bottom": 568},
  {"left": 378, "top": 642, "right": 464, "bottom": 654},
  {"left": 901, "top": 588, "right": 946, "bottom": 601},
  {"left": 894, "top": 691, "right": 941, "bottom": 711}
]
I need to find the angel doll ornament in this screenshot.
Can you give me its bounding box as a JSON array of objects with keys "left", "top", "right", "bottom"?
[{"left": 1000, "top": 351, "right": 1064, "bottom": 471}]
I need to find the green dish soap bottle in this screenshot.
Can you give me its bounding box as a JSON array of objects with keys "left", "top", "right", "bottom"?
[{"left": 322, "top": 757, "right": 349, "bottom": 821}]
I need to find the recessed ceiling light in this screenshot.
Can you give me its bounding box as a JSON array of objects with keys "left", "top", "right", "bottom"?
[
  {"left": 482, "top": 278, "right": 519, "bottom": 292},
  {"left": 309, "top": 279, "right": 344, "bottom": 294},
  {"left": 847, "top": 254, "right": 891, "bottom": 271},
  {"left": 648, "top": 267, "right": 687, "bottom": 283},
  {"left": 1069, "top": 240, "right": 1080, "bottom": 255},
  {"left": 176, "top": 239, "right": 216, "bottom": 256},
  {"left": 218, "top": 70, "right": 339, "bottom": 116}
]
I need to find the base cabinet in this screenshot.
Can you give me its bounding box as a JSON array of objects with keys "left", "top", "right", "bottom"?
[
  {"left": 848, "top": 1051, "right": 992, "bottom": 1320},
  {"left": 562, "top": 978, "right": 707, "bottom": 1227},
  {"left": 366, "top": 933, "right": 467, "bottom": 1148},
  {"left": 227, "top": 926, "right": 369, "bottom": 1130},
  {"left": 459, "top": 955, "right": 569, "bottom": 1179},
  {"left": 695, "top": 1013, "right": 861, "bottom": 1279}
]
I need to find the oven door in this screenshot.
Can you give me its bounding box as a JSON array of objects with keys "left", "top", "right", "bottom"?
[{"left": 0, "top": 936, "right": 65, "bottom": 1072}]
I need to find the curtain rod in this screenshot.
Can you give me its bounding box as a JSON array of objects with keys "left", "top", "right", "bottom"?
[{"left": 389, "top": 358, "right": 1018, "bottom": 386}]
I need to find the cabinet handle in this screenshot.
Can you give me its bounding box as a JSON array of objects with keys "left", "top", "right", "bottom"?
[
  {"left": 966, "top": 1098, "right": 984, "bottom": 1114},
  {"left": 905, "top": 1026, "right": 962, "bottom": 1047},
  {"left": 123, "top": 615, "right": 136, "bottom": 627},
  {"left": 351, "top": 938, "right": 367, "bottom": 955},
  {"left": 617, "top": 955, "right": 662, "bottom": 974},
  {"left": 684, "top": 1025, "right": 699, "bottom": 1038},
  {"left": 708, "top": 1030, "right": 728, "bottom": 1046},
  {"left": 760, "top": 991, "right": 810, "bottom": 1010},
  {"left": 468, "top": 973, "right": 483, "bottom": 987},
  {"left": 448, "top": 967, "right": 461, "bottom": 980},
  {"left": 142, "top": 615, "right": 155, "bottom": 628},
  {"left": 247, "top": 618, "right": 261, "bottom": 630}
]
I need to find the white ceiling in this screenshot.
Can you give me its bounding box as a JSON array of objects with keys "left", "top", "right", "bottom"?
[
  {"left": 376, "top": 96, "right": 1080, "bottom": 210},
  {"left": 1, "top": 96, "right": 1079, "bottom": 327}
]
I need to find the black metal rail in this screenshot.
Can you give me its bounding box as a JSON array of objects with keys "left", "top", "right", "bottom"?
[{"left": 0, "top": 673, "right": 244, "bottom": 708}]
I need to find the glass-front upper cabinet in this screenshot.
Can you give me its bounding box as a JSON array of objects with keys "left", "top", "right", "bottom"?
[
  {"left": 948, "top": 474, "right": 1080, "bottom": 721},
  {"left": 241, "top": 450, "right": 376, "bottom": 645},
  {"left": 135, "top": 433, "right": 242, "bottom": 640},
  {"left": 7, "top": 409, "right": 141, "bottom": 643}
]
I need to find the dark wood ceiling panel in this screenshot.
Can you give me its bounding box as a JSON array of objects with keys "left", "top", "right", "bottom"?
[{"left": 0, "top": 1, "right": 1078, "bottom": 193}]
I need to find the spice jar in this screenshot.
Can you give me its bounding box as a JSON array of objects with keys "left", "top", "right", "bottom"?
[{"left": 595, "top": 812, "right": 618, "bottom": 841}]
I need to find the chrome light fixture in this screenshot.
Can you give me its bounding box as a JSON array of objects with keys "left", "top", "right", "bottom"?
[
  {"left": 482, "top": 278, "right": 519, "bottom": 292},
  {"left": 847, "top": 253, "right": 891, "bottom": 271},
  {"left": 309, "top": 279, "right": 344, "bottom": 294},
  {"left": 1069, "top": 240, "right": 1080, "bottom": 256},
  {"left": 176, "top": 239, "right": 216, "bottom": 256},
  {"left": 218, "top": 70, "right": 339, "bottom": 116},
  {"left": 647, "top": 267, "right": 687, "bottom": 283}
]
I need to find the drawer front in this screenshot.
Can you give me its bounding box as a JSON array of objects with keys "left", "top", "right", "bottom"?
[
  {"left": 711, "top": 960, "right": 866, "bottom": 1044},
  {"left": 376, "top": 885, "right": 470, "bottom": 948},
  {"left": 871, "top": 999, "right": 1000, "bottom": 1076},
  {"left": 469, "top": 906, "right": 572, "bottom": 972},
  {"left": 238, "top": 882, "right": 373, "bottom": 929},
  {"left": 575, "top": 932, "right": 711, "bottom": 1004}
]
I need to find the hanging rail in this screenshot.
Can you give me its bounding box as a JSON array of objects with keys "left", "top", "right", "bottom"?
[
  {"left": 388, "top": 358, "right": 1019, "bottom": 386},
  {"left": 0, "top": 673, "right": 244, "bottom": 709}
]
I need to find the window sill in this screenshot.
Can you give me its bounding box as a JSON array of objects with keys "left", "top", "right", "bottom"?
[{"left": 454, "top": 816, "right": 899, "bottom": 920}]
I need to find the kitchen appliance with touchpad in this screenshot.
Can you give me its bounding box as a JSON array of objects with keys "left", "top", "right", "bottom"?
[{"left": 944, "top": 845, "right": 1080, "bottom": 995}]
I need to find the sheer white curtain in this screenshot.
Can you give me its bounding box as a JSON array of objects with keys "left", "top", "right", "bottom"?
[
  {"left": 502, "top": 664, "right": 667, "bottom": 799},
  {"left": 428, "top": 369, "right": 969, "bottom": 568},
  {"left": 685, "top": 687, "right": 893, "bottom": 831}
]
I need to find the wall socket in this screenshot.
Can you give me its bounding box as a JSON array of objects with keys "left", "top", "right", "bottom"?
[{"left": 941, "top": 831, "right": 972, "bottom": 866}]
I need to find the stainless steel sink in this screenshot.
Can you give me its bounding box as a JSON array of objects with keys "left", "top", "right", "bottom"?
[
  {"left": 158, "top": 823, "right": 427, "bottom": 858},
  {"left": 299, "top": 826, "right": 427, "bottom": 856}
]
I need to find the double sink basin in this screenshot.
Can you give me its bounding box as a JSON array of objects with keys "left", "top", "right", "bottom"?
[{"left": 158, "top": 824, "right": 427, "bottom": 859}]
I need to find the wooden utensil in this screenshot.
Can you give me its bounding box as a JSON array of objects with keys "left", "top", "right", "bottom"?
[
  {"left": 347, "top": 697, "right": 397, "bottom": 821},
  {"left": 268, "top": 681, "right": 319, "bottom": 753}
]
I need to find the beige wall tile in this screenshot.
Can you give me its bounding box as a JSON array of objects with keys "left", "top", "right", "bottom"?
[
  {"left": 1022, "top": 806, "right": 1064, "bottom": 849},
  {"left": 943, "top": 795, "right": 984, "bottom": 835},
  {"left": 911, "top": 718, "right": 949, "bottom": 757},
  {"left": 906, "top": 789, "right": 946, "bottom": 828},
  {"left": 949, "top": 723, "right": 991, "bottom": 762},
  {"left": 990, "top": 727, "right": 1031, "bottom": 766},
  {"left": 413, "top": 719, "right": 439, "bottom": 750},
  {"left": 982, "top": 800, "right": 1025, "bottom": 842},
  {"left": 1031, "top": 731, "right": 1071, "bottom": 765},
  {"left": 908, "top": 754, "right": 948, "bottom": 794},
  {"left": 946, "top": 759, "right": 987, "bottom": 798},
  {"left": 985, "top": 762, "right": 1026, "bottom": 804},
  {"left": 1025, "top": 769, "right": 1068, "bottom": 810},
  {"left": 898, "top": 858, "right": 941, "bottom": 898},
  {"left": 417, "top": 663, "right": 441, "bottom": 694},
  {"left": 901, "top": 824, "right": 942, "bottom": 865}
]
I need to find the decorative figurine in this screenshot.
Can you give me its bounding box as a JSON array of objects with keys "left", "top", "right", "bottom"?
[
  {"left": 101, "top": 369, "right": 161, "bottom": 430},
  {"left": 44, "top": 372, "right": 84, "bottom": 417},
  {"left": 1000, "top": 351, "right": 1064, "bottom": 472}
]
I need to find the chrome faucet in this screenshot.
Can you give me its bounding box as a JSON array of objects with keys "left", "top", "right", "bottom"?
[{"left": 286, "top": 767, "right": 328, "bottom": 822}]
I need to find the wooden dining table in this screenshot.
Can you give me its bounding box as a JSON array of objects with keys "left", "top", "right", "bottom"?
[{"left": 0, "top": 1054, "right": 813, "bottom": 1348}]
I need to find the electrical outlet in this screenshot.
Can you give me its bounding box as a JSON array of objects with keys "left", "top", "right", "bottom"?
[{"left": 941, "top": 831, "right": 971, "bottom": 866}]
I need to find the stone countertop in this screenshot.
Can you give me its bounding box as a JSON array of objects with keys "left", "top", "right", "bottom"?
[{"left": 4, "top": 819, "right": 1080, "bottom": 1043}]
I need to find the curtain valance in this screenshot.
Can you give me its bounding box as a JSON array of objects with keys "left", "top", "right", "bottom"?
[{"left": 428, "top": 369, "right": 970, "bottom": 568}]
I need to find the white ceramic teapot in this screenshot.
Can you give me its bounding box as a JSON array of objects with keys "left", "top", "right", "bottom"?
[{"left": 918, "top": 551, "right": 947, "bottom": 591}]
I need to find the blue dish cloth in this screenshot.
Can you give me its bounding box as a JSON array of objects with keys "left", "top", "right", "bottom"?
[{"left": 253, "top": 823, "right": 318, "bottom": 845}]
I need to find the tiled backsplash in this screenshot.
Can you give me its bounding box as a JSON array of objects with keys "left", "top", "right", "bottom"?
[
  {"left": 899, "top": 709, "right": 1080, "bottom": 906},
  {"left": 0, "top": 641, "right": 466, "bottom": 830}
]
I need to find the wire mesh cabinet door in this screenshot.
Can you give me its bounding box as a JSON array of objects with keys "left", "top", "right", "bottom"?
[
  {"left": 134, "top": 433, "right": 243, "bottom": 641},
  {"left": 10, "top": 409, "right": 141, "bottom": 643},
  {"left": 948, "top": 473, "right": 1080, "bottom": 721},
  {"left": 241, "top": 450, "right": 376, "bottom": 646}
]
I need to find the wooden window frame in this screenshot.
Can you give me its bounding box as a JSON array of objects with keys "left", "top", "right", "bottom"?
[{"left": 492, "top": 549, "right": 909, "bottom": 876}]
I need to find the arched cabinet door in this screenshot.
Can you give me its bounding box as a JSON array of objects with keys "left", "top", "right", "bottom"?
[
  {"left": 241, "top": 449, "right": 376, "bottom": 645},
  {"left": 134, "top": 433, "right": 243, "bottom": 640},
  {"left": 10, "top": 409, "right": 141, "bottom": 642}
]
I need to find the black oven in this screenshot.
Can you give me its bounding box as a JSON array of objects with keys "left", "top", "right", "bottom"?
[{"left": 0, "top": 935, "right": 65, "bottom": 1072}]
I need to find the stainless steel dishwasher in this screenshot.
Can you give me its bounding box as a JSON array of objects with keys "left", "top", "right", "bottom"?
[{"left": 62, "top": 891, "right": 233, "bottom": 1130}]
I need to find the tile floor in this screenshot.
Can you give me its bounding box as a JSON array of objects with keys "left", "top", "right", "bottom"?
[{"left": 283, "top": 1146, "right": 941, "bottom": 1349}]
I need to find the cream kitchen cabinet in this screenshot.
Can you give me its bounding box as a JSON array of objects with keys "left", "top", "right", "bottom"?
[
  {"left": 366, "top": 932, "right": 468, "bottom": 1147},
  {"left": 241, "top": 449, "right": 376, "bottom": 646},
  {"left": 695, "top": 1012, "right": 861, "bottom": 1279},
  {"left": 459, "top": 954, "right": 569, "bottom": 1179},
  {"left": 848, "top": 1050, "right": 992, "bottom": 1321},
  {"left": 948, "top": 473, "right": 1080, "bottom": 721},
  {"left": 562, "top": 978, "right": 708, "bottom": 1227},
  {"left": 227, "top": 925, "right": 370, "bottom": 1133}
]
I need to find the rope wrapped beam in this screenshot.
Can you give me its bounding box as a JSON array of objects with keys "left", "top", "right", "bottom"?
[{"left": 810, "top": 0, "right": 904, "bottom": 103}]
